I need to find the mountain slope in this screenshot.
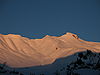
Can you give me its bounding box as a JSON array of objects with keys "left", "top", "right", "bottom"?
[
  {"left": 0, "top": 32, "right": 100, "bottom": 67},
  {"left": 0, "top": 50, "right": 100, "bottom": 75}
]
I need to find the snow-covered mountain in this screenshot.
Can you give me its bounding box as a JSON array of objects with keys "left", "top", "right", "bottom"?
[
  {"left": 0, "top": 32, "right": 100, "bottom": 68},
  {"left": 0, "top": 32, "right": 100, "bottom": 75}
]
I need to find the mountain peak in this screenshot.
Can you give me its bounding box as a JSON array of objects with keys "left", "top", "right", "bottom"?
[
  {"left": 43, "top": 35, "right": 57, "bottom": 39},
  {"left": 45, "top": 35, "right": 51, "bottom": 37},
  {"left": 61, "top": 32, "right": 79, "bottom": 39}
]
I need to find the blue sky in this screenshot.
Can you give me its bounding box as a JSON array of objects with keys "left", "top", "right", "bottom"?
[{"left": 0, "top": 0, "right": 100, "bottom": 42}]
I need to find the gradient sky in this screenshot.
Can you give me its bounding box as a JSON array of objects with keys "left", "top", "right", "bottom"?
[{"left": 0, "top": 0, "right": 100, "bottom": 42}]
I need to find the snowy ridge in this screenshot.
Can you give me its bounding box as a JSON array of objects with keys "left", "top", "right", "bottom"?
[{"left": 0, "top": 32, "right": 100, "bottom": 68}]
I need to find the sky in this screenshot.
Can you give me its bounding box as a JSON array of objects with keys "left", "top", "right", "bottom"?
[{"left": 0, "top": 0, "right": 100, "bottom": 42}]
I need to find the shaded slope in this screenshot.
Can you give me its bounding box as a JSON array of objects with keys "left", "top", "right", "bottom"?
[{"left": 0, "top": 50, "right": 100, "bottom": 75}]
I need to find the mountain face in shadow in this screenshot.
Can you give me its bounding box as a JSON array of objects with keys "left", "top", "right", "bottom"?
[
  {"left": 0, "top": 50, "right": 100, "bottom": 75},
  {"left": 0, "top": 32, "right": 100, "bottom": 67},
  {"left": 52, "top": 50, "right": 100, "bottom": 75}
]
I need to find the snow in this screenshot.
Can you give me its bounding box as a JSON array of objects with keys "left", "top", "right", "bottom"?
[{"left": 0, "top": 32, "right": 100, "bottom": 68}]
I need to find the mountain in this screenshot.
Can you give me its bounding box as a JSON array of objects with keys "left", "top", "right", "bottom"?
[
  {"left": 0, "top": 32, "right": 100, "bottom": 68},
  {"left": 0, "top": 32, "right": 100, "bottom": 75}
]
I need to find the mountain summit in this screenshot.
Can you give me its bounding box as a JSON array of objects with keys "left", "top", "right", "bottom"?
[
  {"left": 0, "top": 32, "right": 100, "bottom": 67},
  {"left": 61, "top": 32, "right": 78, "bottom": 38}
]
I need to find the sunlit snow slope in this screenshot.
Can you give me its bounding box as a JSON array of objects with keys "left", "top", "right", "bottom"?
[{"left": 0, "top": 32, "right": 100, "bottom": 67}]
